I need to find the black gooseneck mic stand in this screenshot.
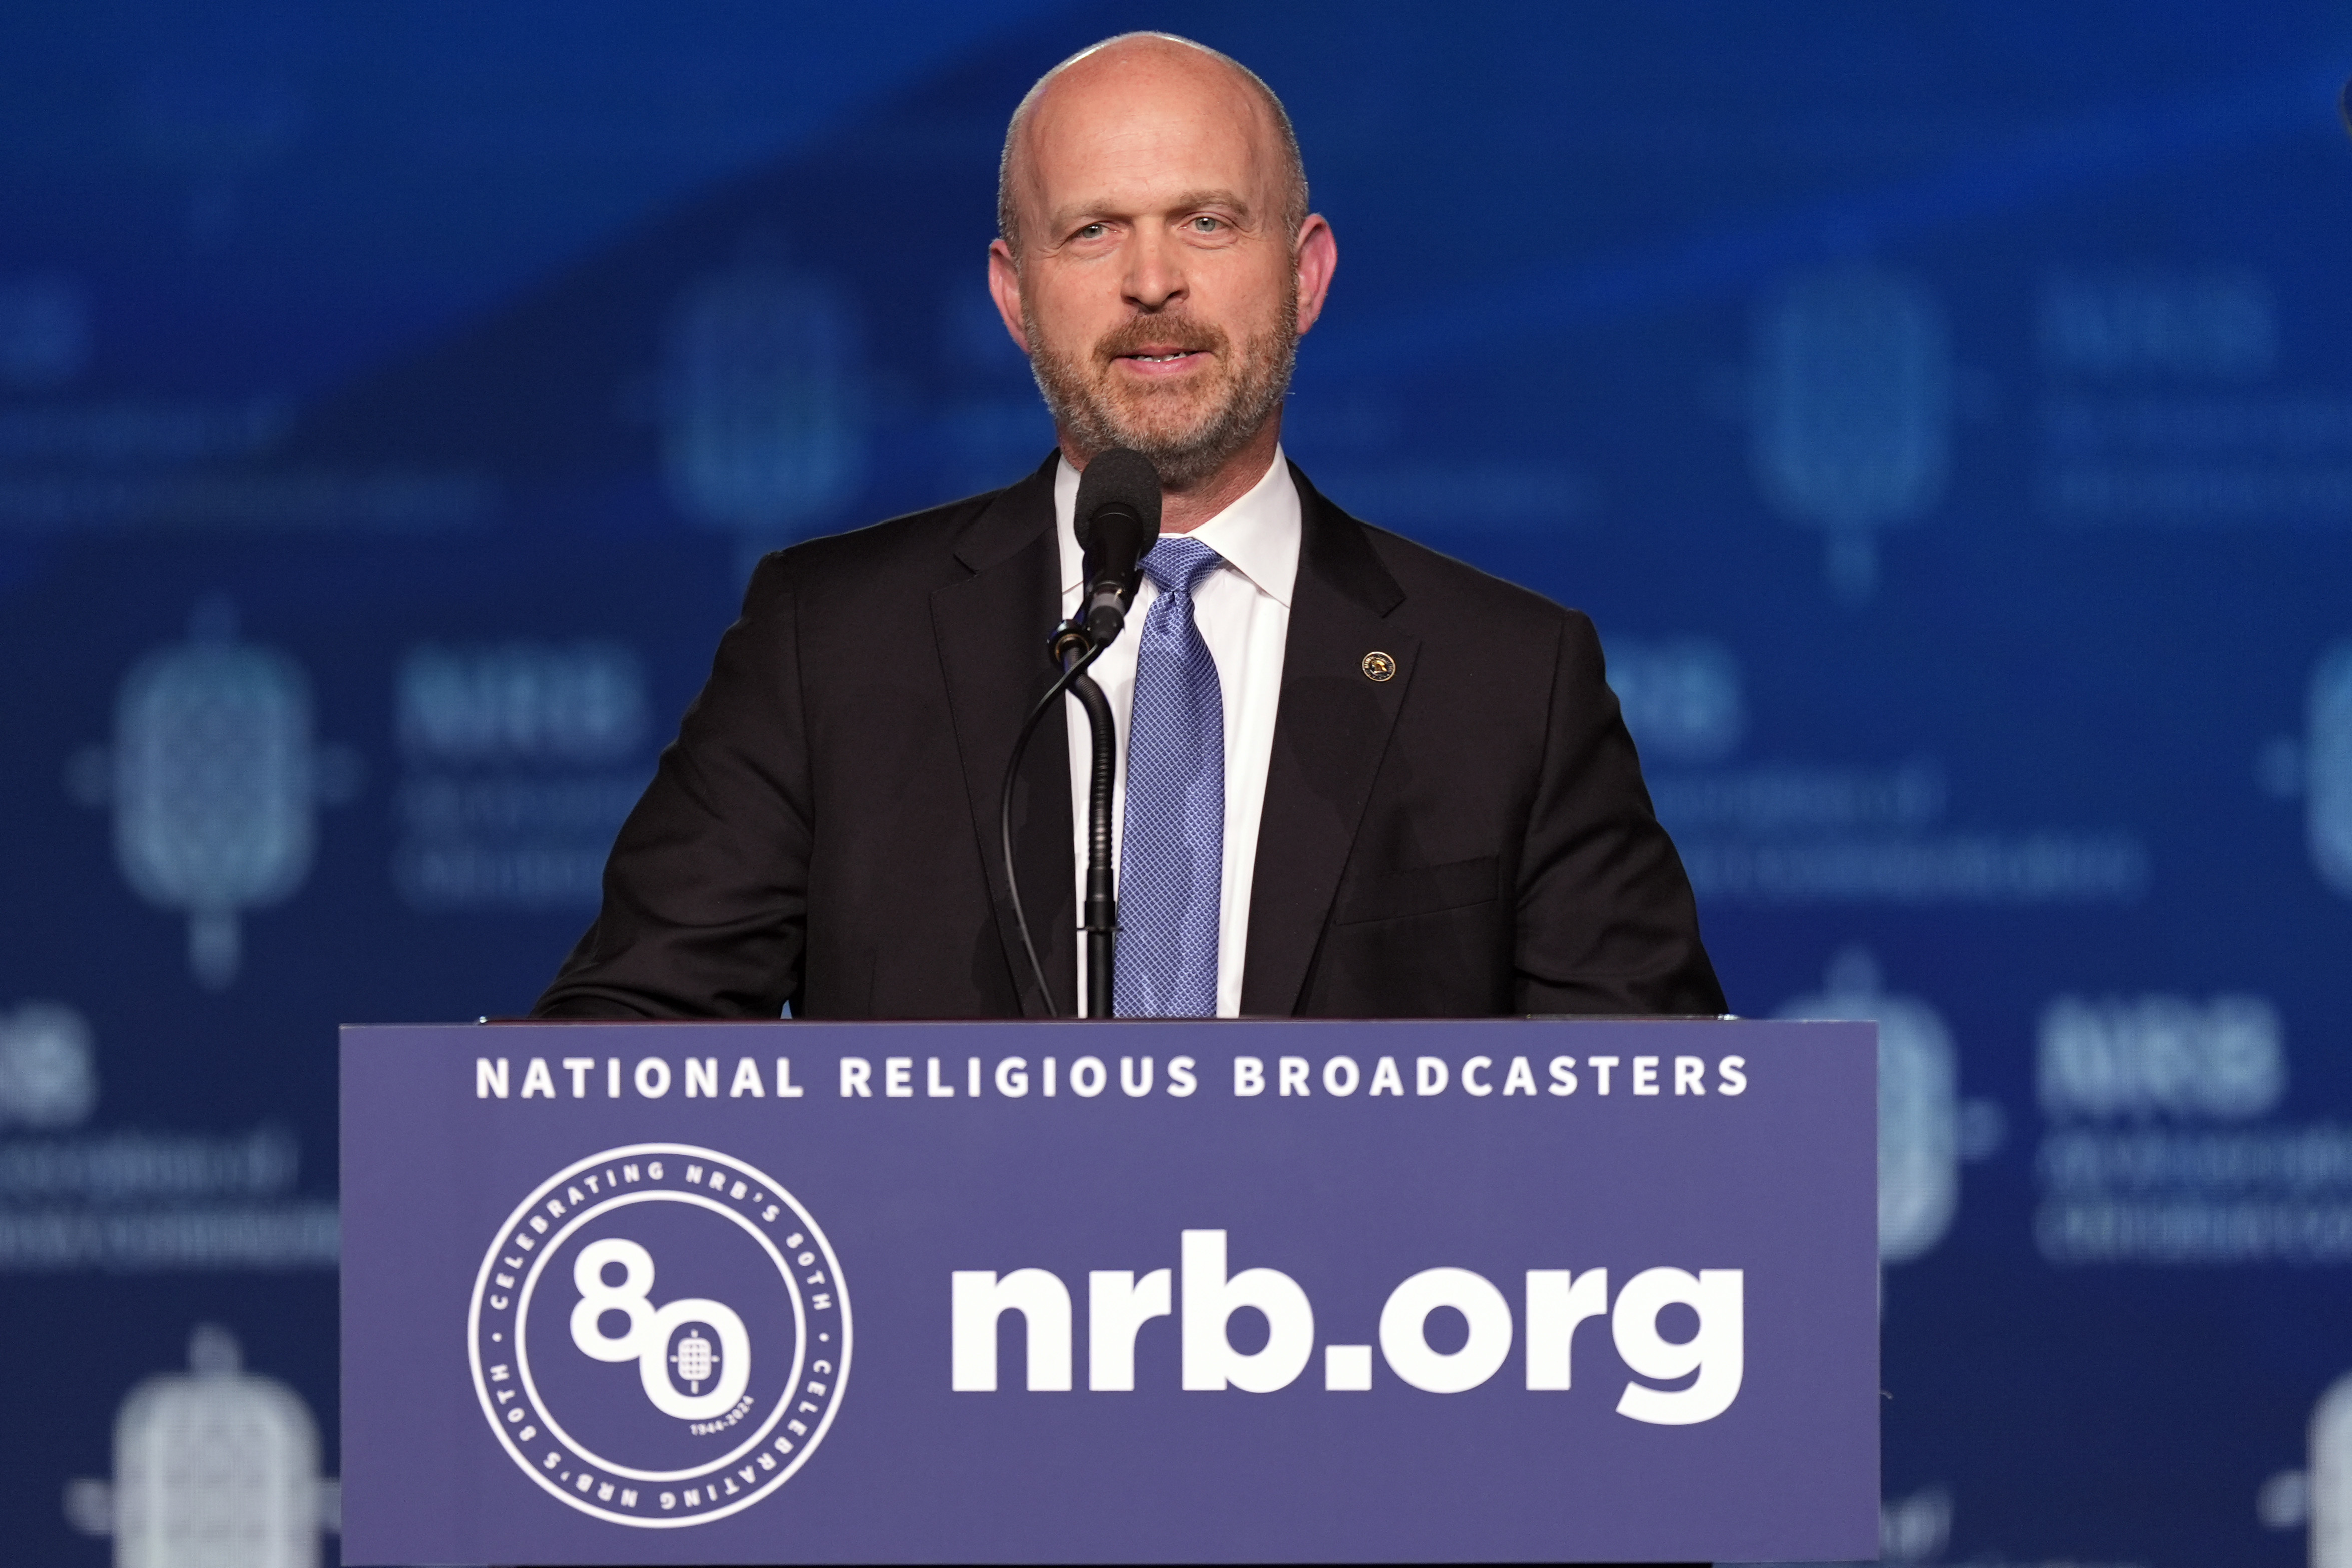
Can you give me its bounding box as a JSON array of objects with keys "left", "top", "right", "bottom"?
[
  {"left": 1000, "top": 448, "right": 1162, "bottom": 1019},
  {"left": 1058, "top": 624, "right": 1119, "bottom": 1018},
  {"left": 1000, "top": 618, "right": 1118, "bottom": 1018}
]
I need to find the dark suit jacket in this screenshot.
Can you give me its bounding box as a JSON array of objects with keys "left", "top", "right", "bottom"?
[{"left": 534, "top": 456, "right": 1723, "bottom": 1019}]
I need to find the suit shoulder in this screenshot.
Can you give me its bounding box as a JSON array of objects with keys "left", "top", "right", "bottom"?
[
  {"left": 748, "top": 486, "right": 1009, "bottom": 592},
  {"left": 1354, "top": 517, "right": 1591, "bottom": 638}
]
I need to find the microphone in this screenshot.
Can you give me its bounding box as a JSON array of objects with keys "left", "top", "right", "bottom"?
[{"left": 1072, "top": 448, "right": 1163, "bottom": 645}]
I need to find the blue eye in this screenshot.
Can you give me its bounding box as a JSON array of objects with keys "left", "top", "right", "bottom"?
[{"left": 1189, "top": 216, "right": 1221, "bottom": 233}]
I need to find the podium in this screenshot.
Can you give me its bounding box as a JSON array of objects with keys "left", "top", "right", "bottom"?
[{"left": 340, "top": 1018, "right": 1878, "bottom": 1564}]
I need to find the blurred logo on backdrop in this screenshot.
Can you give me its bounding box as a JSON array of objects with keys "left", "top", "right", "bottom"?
[
  {"left": 64, "top": 1323, "right": 338, "bottom": 1567},
  {"left": 65, "top": 600, "right": 361, "bottom": 989},
  {"left": 1746, "top": 264, "right": 1953, "bottom": 604},
  {"left": 393, "top": 641, "right": 652, "bottom": 913},
  {"left": 663, "top": 265, "right": 868, "bottom": 571},
  {"left": 2031, "top": 266, "right": 2352, "bottom": 531},
  {"left": 0, "top": 1000, "right": 99, "bottom": 1128},
  {"left": 1603, "top": 638, "right": 1746, "bottom": 767},
  {"left": 2030, "top": 990, "right": 2352, "bottom": 1265},
  {"left": 0, "top": 274, "right": 91, "bottom": 389},
  {"left": 0, "top": 1001, "right": 336, "bottom": 1272},
  {"left": 2254, "top": 1367, "right": 2352, "bottom": 1560},
  {"left": 1610, "top": 637, "right": 2148, "bottom": 907},
  {"left": 2304, "top": 1372, "right": 2352, "bottom": 1566},
  {"left": 0, "top": 275, "right": 491, "bottom": 537},
  {"left": 469, "top": 1144, "right": 850, "bottom": 1526},
  {"left": 2262, "top": 639, "right": 2352, "bottom": 900},
  {"left": 1775, "top": 950, "right": 2004, "bottom": 1270},
  {"left": 2314, "top": 643, "right": 2352, "bottom": 897}
]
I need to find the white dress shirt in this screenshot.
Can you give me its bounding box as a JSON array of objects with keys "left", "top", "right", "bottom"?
[{"left": 1057, "top": 448, "right": 1300, "bottom": 1018}]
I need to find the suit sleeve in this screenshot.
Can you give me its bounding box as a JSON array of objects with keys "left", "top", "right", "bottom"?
[
  {"left": 532, "top": 552, "right": 813, "bottom": 1018},
  {"left": 1513, "top": 612, "right": 1727, "bottom": 1016}
]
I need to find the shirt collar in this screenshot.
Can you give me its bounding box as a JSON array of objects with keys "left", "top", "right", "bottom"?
[{"left": 1055, "top": 446, "right": 1301, "bottom": 608}]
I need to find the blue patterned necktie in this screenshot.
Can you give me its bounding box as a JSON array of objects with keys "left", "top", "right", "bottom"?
[{"left": 1114, "top": 535, "right": 1226, "bottom": 1018}]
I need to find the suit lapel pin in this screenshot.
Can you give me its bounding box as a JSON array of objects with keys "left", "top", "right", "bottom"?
[{"left": 1361, "top": 651, "right": 1396, "bottom": 683}]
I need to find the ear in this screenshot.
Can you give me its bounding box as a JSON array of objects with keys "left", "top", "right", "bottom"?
[
  {"left": 987, "top": 240, "right": 1031, "bottom": 354},
  {"left": 1292, "top": 214, "right": 1338, "bottom": 337}
]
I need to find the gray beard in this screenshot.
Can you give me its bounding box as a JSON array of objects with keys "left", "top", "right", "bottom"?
[{"left": 1024, "top": 303, "right": 1298, "bottom": 490}]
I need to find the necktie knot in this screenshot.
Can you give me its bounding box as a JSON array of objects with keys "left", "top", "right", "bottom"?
[{"left": 1141, "top": 535, "right": 1224, "bottom": 597}]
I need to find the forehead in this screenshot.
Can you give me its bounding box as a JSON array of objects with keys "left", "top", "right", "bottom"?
[{"left": 1017, "top": 52, "right": 1279, "bottom": 219}]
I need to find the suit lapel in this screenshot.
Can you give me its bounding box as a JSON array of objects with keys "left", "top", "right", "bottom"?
[
  {"left": 931, "top": 457, "right": 1076, "bottom": 1018},
  {"left": 1240, "top": 466, "right": 1416, "bottom": 1015}
]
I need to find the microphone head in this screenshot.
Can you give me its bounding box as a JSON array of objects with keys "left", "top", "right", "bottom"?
[{"left": 1072, "top": 448, "right": 1163, "bottom": 551}]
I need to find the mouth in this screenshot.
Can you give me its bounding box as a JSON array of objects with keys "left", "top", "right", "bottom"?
[{"left": 1110, "top": 346, "right": 1212, "bottom": 376}]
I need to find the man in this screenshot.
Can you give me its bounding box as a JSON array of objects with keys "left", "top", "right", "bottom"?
[{"left": 534, "top": 33, "right": 1723, "bottom": 1021}]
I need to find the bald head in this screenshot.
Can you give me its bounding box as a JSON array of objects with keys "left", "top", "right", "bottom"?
[
  {"left": 983, "top": 31, "right": 1336, "bottom": 518},
  {"left": 997, "top": 33, "right": 1309, "bottom": 263}
]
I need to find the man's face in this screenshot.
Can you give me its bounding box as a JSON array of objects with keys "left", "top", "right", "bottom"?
[{"left": 989, "top": 48, "right": 1332, "bottom": 487}]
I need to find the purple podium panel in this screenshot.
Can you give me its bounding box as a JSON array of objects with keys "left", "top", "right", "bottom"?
[{"left": 341, "top": 1018, "right": 1878, "bottom": 1564}]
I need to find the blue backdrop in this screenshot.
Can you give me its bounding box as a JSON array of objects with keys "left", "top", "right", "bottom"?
[{"left": 2, "top": 4, "right": 2349, "bottom": 1564}]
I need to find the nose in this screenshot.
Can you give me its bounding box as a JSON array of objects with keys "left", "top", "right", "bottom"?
[{"left": 1121, "top": 224, "right": 1186, "bottom": 312}]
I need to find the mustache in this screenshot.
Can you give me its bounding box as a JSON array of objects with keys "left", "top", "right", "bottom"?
[{"left": 1092, "top": 314, "right": 1230, "bottom": 366}]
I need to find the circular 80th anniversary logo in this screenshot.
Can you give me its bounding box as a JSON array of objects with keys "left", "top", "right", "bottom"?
[{"left": 467, "top": 1144, "right": 851, "bottom": 1528}]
